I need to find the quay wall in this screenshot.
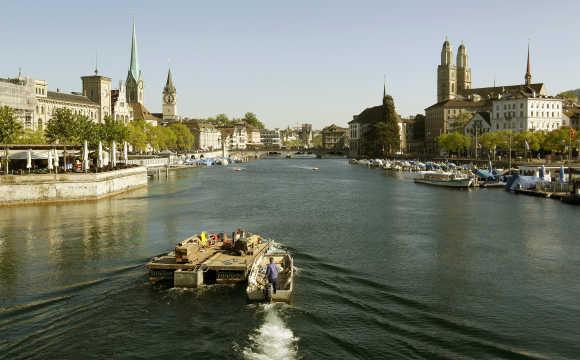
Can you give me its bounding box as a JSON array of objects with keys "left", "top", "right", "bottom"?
[{"left": 0, "top": 166, "right": 148, "bottom": 206}]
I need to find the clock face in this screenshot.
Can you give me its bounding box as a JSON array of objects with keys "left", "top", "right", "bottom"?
[{"left": 165, "top": 94, "right": 175, "bottom": 104}]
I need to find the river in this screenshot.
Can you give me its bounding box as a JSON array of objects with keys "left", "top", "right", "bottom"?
[{"left": 1, "top": 159, "right": 579, "bottom": 359}]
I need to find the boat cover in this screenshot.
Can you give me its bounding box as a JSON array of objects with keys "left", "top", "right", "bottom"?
[{"left": 506, "top": 174, "right": 540, "bottom": 191}]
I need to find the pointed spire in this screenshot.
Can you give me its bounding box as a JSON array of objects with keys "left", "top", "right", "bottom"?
[
  {"left": 525, "top": 40, "right": 532, "bottom": 85},
  {"left": 94, "top": 51, "right": 99, "bottom": 75},
  {"left": 164, "top": 67, "right": 176, "bottom": 93},
  {"left": 129, "top": 22, "right": 140, "bottom": 80}
]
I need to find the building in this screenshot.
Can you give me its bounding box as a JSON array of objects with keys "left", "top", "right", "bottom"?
[
  {"left": 246, "top": 125, "right": 262, "bottom": 148},
  {"left": 464, "top": 112, "right": 491, "bottom": 136},
  {"left": 321, "top": 124, "right": 348, "bottom": 151},
  {"left": 182, "top": 119, "right": 221, "bottom": 151},
  {"left": 111, "top": 81, "right": 133, "bottom": 124},
  {"left": 0, "top": 76, "right": 36, "bottom": 129},
  {"left": 221, "top": 125, "right": 247, "bottom": 150},
  {"left": 260, "top": 128, "right": 281, "bottom": 149},
  {"left": 490, "top": 88, "right": 563, "bottom": 132},
  {"left": 424, "top": 98, "right": 490, "bottom": 153},
  {"left": 162, "top": 68, "right": 178, "bottom": 122}
]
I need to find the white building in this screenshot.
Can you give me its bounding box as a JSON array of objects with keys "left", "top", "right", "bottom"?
[
  {"left": 491, "top": 88, "right": 563, "bottom": 132},
  {"left": 260, "top": 128, "right": 281, "bottom": 148},
  {"left": 224, "top": 125, "right": 247, "bottom": 150},
  {"left": 111, "top": 81, "right": 133, "bottom": 124},
  {"left": 246, "top": 125, "right": 262, "bottom": 147},
  {"left": 464, "top": 112, "right": 492, "bottom": 136}
]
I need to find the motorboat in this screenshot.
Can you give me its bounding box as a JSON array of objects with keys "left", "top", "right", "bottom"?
[
  {"left": 414, "top": 172, "right": 473, "bottom": 188},
  {"left": 246, "top": 245, "right": 294, "bottom": 303}
]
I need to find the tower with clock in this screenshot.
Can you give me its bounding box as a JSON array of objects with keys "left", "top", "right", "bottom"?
[{"left": 162, "top": 67, "right": 178, "bottom": 122}]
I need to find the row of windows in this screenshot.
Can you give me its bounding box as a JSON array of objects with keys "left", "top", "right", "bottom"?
[
  {"left": 35, "top": 105, "right": 97, "bottom": 119},
  {"left": 495, "top": 111, "right": 561, "bottom": 119},
  {"left": 495, "top": 102, "right": 561, "bottom": 111},
  {"left": 35, "top": 88, "right": 46, "bottom": 95}
]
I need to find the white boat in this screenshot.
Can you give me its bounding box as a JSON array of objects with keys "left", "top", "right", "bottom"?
[
  {"left": 414, "top": 172, "right": 473, "bottom": 188},
  {"left": 246, "top": 245, "right": 294, "bottom": 302}
]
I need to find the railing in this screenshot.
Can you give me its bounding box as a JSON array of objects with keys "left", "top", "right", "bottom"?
[{"left": 125, "top": 158, "right": 169, "bottom": 167}]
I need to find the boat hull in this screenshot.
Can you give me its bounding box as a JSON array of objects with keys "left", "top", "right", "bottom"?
[
  {"left": 414, "top": 178, "right": 473, "bottom": 188},
  {"left": 246, "top": 247, "right": 294, "bottom": 303}
]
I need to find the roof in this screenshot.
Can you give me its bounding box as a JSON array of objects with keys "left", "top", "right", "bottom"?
[
  {"left": 425, "top": 98, "right": 490, "bottom": 111},
  {"left": 351, "top": 105, "right": 384, "bottom": 124},
  {"left": 129, "top": 23, "right": 141, "bottom": 81},
  {"left": 469, "top": 111, "right": 492, "bottom": 126},
  {"left": 322, "top": 124, "right": 347, "bottom": 132},
  {"left": 47, "top": 91, "right": 98, "bottom": 106},
  {"left": 463, "top": 83, "right": 545, "bottom": 99},
  {"left": 164, "top": 68, "right": 176, "bottom": 93},
  {"left": 130, "top": 103, "right": 161, "bottom": 121}
]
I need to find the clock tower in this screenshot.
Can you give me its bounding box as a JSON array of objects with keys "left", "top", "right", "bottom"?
[{"left": 162, "top": 67, "right": 178, "bottom": 122}]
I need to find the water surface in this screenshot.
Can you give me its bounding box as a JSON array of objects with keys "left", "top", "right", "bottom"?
[{"left": 1, "top": 159, "right": 579, "bottom": 359}]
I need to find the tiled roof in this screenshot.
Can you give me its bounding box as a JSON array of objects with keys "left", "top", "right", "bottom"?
[
  {"left": 463, "top": 83, "right": 545, "bottom": 99},
  {"left": 47, "top": 91, "right": 98, "bottom": 106},
  {"left": 130, "top": 102, "right": 161, "bottom": 121},
  {"left": 425, "top": 99, "right": 490, "bottom": 111}
]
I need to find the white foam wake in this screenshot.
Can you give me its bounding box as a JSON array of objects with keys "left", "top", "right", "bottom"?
[{"left": 242, "top": 304, "right": 299, "bottom": 360}]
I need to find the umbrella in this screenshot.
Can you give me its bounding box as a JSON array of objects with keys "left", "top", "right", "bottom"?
[
  {"left": 97, "top": 141, "right": 103, "bottom": 168},
  {"left": 83, "top": 140, "right": 89, "bottom": 172},
  {"left": 53, "top": 149, "right": 59, "bottom": 167},
  {"left": 123, "top": 141, "right": 128, "bottom": 164},
  {"left": 26, "top": 149, "right": 32, "bottom": 170},
  {"left": 47, "top": 150, "right": 53, "bottom": 170},
  {"left": 111, "top": 141, "right": 117, "bottom": 168},
  {"left": 560, "top": 164, "right": 565, "bottom": 183},
  {"left": 488, "top": 160, "right": 493, "bottom": 173}
]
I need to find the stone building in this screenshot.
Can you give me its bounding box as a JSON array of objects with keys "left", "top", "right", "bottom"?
[
  {"left": 111, "top": 81, "right": 133, "bottom": 124},
  {"left": 0, "top": 76, "right": 36, "bottom": 129},
  {"left": 182, "top": 119, "right": 222, "bottom": 151},
  {"left": 464, "top": 112, "right": 492, "bottom": 136},
  {"left": 260, "top": 128, "right": 281, "bottom": 149},
  {"left": 321, "top": 124, "right": 348, "bottom": 151},
  {"left": 246, "top": 125, "right": 262, "bottom": 148}
]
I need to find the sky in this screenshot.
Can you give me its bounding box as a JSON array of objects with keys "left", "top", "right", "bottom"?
[{"left": 2, "top": 0, "right": 580, "bottom": 129}]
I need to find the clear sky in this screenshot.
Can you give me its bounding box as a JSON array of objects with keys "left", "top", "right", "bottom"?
[{"left": 2, "top": 0, "right": 579, "bottom": 129}]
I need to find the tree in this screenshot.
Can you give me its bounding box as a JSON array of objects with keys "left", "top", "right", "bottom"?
[
  {"left": 312, "top": 133, "right": 322, "bottom": 148},
  {"left": 98, "top": 116, "right": 128, "bottom": 146},
  {"left": 448, "top": 112, "right": 473, "bottom": 133},
  {"left": 438, "top": 132, "right": 471, "bottom": 156},
  {"left": 169, "top": 123, "right": 194, "bottom": 151},
  {"left": 242, "top": 112, "right": 265, "bottom": 129},
  {"left": 75, "top": 115, "right": 99, "bottom": 146},
  {"left": 542, "top": 128, "right": 569, "bottom": 154},
  {"left": 18, "top": 129, "right": 46, "bottom": 144},
  {"left": 45, "top": 108, "right": 78, "bottom": 144},
  {"left": 0, "top": 106, "right": 23, "bottom": 144},
  {"left": 127, "top": 120, "right": 148, "bottom": 152},
  {"left": 413, "top": 114, "right": 425, "bottom": 140},
  {"left": 382, "top": 95, "right": 401, "bottom": 155}
]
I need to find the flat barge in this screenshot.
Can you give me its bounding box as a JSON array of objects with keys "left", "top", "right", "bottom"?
[{"left": 146, "top": 230, "right": 271, "bottom": 288}]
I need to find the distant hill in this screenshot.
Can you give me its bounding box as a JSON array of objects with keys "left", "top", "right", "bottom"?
[{"left": 557, "top": 89, "right": 580, "bottom": 101}]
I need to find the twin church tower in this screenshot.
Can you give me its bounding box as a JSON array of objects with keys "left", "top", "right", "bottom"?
[
  {"left": 437, "top": 38, "right": 472, "bottom": 102},
  {"left": 125, "top": 23, "right": 177, "bottom": 122}
]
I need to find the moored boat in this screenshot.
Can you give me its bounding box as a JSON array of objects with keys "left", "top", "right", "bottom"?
[
  {"left": 246, "top": 245, "right": 294, "bottom": 302},
  {"left": 414, "top": 172, "right": 473, "bottom": 188}
]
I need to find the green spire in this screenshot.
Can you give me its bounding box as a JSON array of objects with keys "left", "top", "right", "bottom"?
[{"left": 129, "top": 23, "right": 140, "bottom": 80}]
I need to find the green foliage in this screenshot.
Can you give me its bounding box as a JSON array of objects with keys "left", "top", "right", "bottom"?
[
  {"left": 18, "top": 129, "right": 46, "bottom": 144},
  {"left": 312, "top": 133, "right": 322, "bottom": 148},
  {"left": 0, "top": 106, "right": 23, "bottom": 143},
  {"left": 557, "top": 90, "right": 580, "bottom": 103},
  {"left": 437, "top": 132, "right": 471, "bottom": 154},
  {"left": 242, "top": 112, "right": 265, "bottom": 129},
  {"left": 448, "top": 112, "right": 473, "bottom": 133},
  {"left": 367, "top": 95, "right": 400, "bottom": 156},
  {"left": 98, "top": 116, "right": 128, "bottom": 146},
  {"left": 284, "top": 139, "right": 303, "bottom": 148},
  {"left": 127, "top": 120, "right": 149, "bottom": 152},
  {"left": 45, "top": 108, "right": 77, "bottom": 143},
  {"left": 542, "top": 127, "right": 570, "bottom": 153},
  {"left": 168, "top": 123, "right": 194, "bottom": 151},
  {"left": 413, "top": 114, "right": 425, "bottom": 140}
]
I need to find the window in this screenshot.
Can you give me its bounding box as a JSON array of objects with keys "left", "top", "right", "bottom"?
[
  {"left": 520, "top": 103, "right": 523, "bottom": 109},
  {"left": 520, "top": 111, "right": 523, "bottom": 117}
]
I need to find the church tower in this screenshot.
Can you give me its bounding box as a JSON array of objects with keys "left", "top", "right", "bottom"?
[
  {"left": 126, "top": 23, "right": 144, "bottom": 104},
  {"left": 162, "top": 68, "right": 178, "bottom": 122},
  {"left": 437, "top": 37, "right": 456, "bottom": 102},
  {"left": 456, "top": 41, "right": 471, "bottom": 96},
  {"left": 525, "top": 43, "right": 532, "bottom": 86}
]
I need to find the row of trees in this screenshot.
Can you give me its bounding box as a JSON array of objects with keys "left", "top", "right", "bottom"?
[
  {"left": 438, "top": 128, "right": 578, "bottom": 157},
  {"left": 0, "top": 106, "right": 195, "bottom": 152},
  {"left": 204, "top": 112, "right": 265, "bottom": 129}
]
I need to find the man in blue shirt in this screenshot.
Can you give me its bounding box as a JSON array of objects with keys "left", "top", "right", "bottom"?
[{"left": 265, "top": 257, "right": 278, "bottom": 294}]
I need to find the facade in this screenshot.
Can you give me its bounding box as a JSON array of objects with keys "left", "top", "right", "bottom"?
[
  {"left": 260, "top": 128, "right": 281, "bottom": 149},
  {"left": 437, "top": 39, "right": 472, "bottom": 102},
  {"left": 425, "top": 99, "right": 490, "bottom": 153},
  {"left": 162, "top": 68, "right": 178, "bottom": 122},
  {"left": 111, "top": 81, "right": 133, "bottom": 124},
  {"left": 464, "top": 112, "right": 492, "bottom": 136},
  {"left": 182, "top": 119, "right": 221, "bottom": 151},
  {"left": 246, "top": 126, "right": 262, "bottom": 148},
  {"left": 81, "top": 73, "right": 112, "bottom": 122},
  {"left": 221, "top": 125, "right": 247, "bottom": 150},
  {"left": 321, "top": 124, "right": 348, "bottom": 151},
  {"left": 490, "top": 89, "right": 563, "bottom": 132},
  {"left": 0, "top": 77, "right": 36, "bottom": 129}
]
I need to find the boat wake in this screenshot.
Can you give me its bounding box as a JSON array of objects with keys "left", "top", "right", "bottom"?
[{"left": 242, "top": 304, "right": 299, "bottom": 360}]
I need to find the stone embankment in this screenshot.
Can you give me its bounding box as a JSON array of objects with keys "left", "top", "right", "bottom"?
[{"left": 0, "top": 166, "right": 147, "bottom": 206}]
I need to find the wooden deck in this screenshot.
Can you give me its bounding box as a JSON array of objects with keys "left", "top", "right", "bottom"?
[{"left": 146, "top": 234, "right": 271, "bottom": 286}]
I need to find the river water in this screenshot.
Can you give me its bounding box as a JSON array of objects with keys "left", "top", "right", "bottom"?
[{"left": 1, "top": 159, "right": 579, "bottom": 359}]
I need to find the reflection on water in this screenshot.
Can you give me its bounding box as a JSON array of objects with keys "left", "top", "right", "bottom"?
[{"left": 1, "top": 160, "right": 580, "bottom": 359}]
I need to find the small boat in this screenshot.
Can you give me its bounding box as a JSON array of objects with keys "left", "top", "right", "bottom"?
[
  {"left": 311, "top": 167, "right": 320, "bottom": 171},
  {"left": 414, "top": 172, "right": 473, "bottom": 188},
  {"left": 246, "top": 245, "right": 294, "bottom": 302}
]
